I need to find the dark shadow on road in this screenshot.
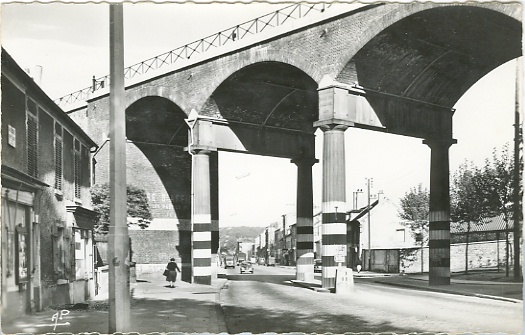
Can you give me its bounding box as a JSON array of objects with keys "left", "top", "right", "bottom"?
[
  {"left": 2, "top": 295, "right": 220, "bottom": 334},
  {"left": 226, "top": 274, "right": 296, "bottom": 286},
  {"left": 220, "top": 300, "right": 421, "bottom": 334}
]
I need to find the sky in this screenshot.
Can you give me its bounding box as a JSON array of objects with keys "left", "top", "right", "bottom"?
[{"left": 1, "top": 2, "right": 520, "bottom": 227}]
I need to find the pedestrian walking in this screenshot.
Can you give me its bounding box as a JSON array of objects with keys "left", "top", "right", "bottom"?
[{"left": 165, "top": 257, "right": 181, "bottom": 288}]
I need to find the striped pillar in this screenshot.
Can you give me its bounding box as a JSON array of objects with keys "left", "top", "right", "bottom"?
[
  {"left": 320, "top": 124, "right": 348, "bottom": 289},
  {"left": 192, "top": 150, "right": 212, "bottom": 285},
  {"left": 424, "top": 139, "right": 456, "bottom": 286},
  {"left": 210, "top": 152, "right": 220, "bottom": 279},
  {"left": 292, "top": 157, "right": 318, "bottom": 282}
]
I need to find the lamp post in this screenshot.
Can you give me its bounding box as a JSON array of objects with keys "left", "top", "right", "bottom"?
[{"left": 366, "top": 178, "right": 373, "bottom": 271}]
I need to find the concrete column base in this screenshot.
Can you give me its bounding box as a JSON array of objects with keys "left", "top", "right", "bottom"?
[
  {"left": 297, "top": 271, "right": 314, "bottom": 283},
  {"left": 211, "top": 254, "right": 219, "bottom": 279}
]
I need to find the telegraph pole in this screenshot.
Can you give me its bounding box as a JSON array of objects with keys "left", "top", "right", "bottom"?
[
  {"left": 108, "top": 3, "right": 130, "bottom": 332},
  {"left": 514, "top": 58, "right": 522, "bottom": 280},
  {"left": 366, "top": 178, "right": 373, "bottom": 271}
]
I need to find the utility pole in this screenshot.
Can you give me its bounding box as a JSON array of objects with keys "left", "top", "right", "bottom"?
[
  {"left": 366, "top": 178, "right": 373, "bottom": 271},
  {"left": 514, "top": 57, "right": 522, "bottom": 280},
  {"left": 108, "top": 3, "right": 130, "bottom": 332}
]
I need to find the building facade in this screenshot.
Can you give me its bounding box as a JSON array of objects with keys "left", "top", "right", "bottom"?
[{"left": 1, "top": 49, "right": 98, "bottom": 318}]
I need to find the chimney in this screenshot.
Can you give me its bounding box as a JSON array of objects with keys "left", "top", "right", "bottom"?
[{"left": 25, "top": 65, "right": 43, "bottom": 86}]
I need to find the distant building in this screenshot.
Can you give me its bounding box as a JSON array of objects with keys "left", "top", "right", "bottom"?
[
  {"left": 349, "top": 195, "right": 418, "bottom": 272},
  {"left": 1, "top": 49, "right": 98, "bottom": 318}
]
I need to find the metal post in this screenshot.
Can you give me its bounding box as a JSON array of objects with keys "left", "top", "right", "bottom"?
[
  {"left": 26, "top": 211, "right": 32, "bottom": 313},
  {"left": 513, "top": 58, "right": 522, "bottom": 280},
  {"left": 108, "top": 3, "right": 130, "bottom": 332},
  {"left": 421, "top": 243, "right": 424, "bottom": 274},
  {"left": 367, "top": 178, "right": 372, "bottom": 271}
]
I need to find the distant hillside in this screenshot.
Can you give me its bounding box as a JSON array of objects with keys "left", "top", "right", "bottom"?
[{"left": 219, "top": 226, "right": 265, "bottom": 254}]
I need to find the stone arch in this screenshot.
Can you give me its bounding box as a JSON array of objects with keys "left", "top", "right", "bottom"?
[
  {"left": 125, "top": 86, "right": 187, "bottom": 114},
  {"left": 190, "top": 48, "right": 320, "bottom": 114},
  {"left": 125, "top": 96, "right": 193, "bottom": 282},
  {"left": 207, "top": 61, "right": 318, "bottom": 130},
  {"left": 336, "top": 3, "right": 521, "bottom": 108}
]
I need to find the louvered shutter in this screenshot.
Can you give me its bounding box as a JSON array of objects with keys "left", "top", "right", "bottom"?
[
  {"left": 54, "top": 137, "right": 63, "bottom": 190},
  {"left": 74, "top": 140, "right": 81, "bottom": 199},
  {"left": 27, "top": 115, "right": 38, "bottom": 177}
]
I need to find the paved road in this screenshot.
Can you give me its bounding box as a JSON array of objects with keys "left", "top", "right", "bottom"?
[{"left": 220, "top": 265, "right": 523, "bottom": 334}]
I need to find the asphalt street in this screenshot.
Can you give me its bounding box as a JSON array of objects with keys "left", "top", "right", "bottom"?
[{"left": 220, "top": 265, "right": 522, "bottom": 334}]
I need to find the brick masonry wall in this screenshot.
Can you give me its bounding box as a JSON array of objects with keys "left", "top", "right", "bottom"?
[{"left": 129, "top": 230, "right": 180, "bottom": 264}]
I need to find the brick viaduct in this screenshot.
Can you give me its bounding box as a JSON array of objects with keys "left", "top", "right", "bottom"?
[{"left": 62, "top": 2, "right": 522, "bottom": 287}]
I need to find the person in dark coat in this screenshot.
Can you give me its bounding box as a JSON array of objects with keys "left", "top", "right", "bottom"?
[{"left": 165, "top": 258, "right": 181, "bottom": 288}]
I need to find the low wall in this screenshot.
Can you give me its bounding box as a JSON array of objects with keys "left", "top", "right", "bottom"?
[{"left": 401, "top": 239, "right": 513, "bottom": 274}]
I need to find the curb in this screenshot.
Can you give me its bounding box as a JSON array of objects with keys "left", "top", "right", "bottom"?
[
  {"left": 290, "top": 280, "right": 331, "bottom": 293},
  {"left": 216, "top": 279, "right": 230, "bottom": 334},
  {"left": 374, "top": 280, "right": 522, "bottom": 304}
]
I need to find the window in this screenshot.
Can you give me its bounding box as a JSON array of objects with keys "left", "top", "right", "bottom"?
[
  {"left": 8, "top": 125, "right": 16, "bottom": 147},
  {"left": 27, "top": 98, "right": 38, "bottom": 178},
  {"left": 74, "top": 139, "right": 81, "bottom": 199},
  {"left": 54, "top": 122, "right": 63, "bottom": 191},
  {"left": 74, "top": 229, "right": 86, "bottom": 279},
  {"left": 15, "top": 225, "right": 28, "bottom": 284}
]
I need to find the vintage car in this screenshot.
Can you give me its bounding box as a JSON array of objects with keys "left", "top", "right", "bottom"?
[
  {"left": 239, "top": 261, "right": 254, "bottom": 274},
  {"left": 314, "top": 259, "right": 322, "bottom": 273},
  {"left": 224, "top": 255, "right": 235, "bottom": 269}
]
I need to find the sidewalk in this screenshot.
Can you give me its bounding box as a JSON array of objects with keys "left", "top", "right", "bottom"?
[
  {"left": 373, "top": 273, "right": 523, "bottom": 303},
  {"left": 2, "top": 273, "right": 228, "bottom": 334},
  {"left": 291, "top": 272, "right": 523, "bottom": 303}
]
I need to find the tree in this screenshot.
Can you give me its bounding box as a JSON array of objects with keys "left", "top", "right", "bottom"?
[
  {"left": 399, "top": 184, "right": 429, "bottom": 242},
  {"left": 450, "top": 144, "right": 523, "bottom": 276},
  {"left": 483, "top": 144, "right": 522, "bottom": 276},
  {"left": 399, "top": 184, "right": 429, "bottom": 272},
  {"left": 91, "top": 183, "right": 153, "bottom": 234},
  {"left": 450, "top": 161, "right": 491, "bottom": 274}
]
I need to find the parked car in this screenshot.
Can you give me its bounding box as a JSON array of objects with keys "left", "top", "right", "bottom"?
[
  {"left": 267, "top": 256, "right": 276, "bottom": 266},
  {"left": 240, "top": 261, "right": 254, "bottom": 274},
  {"left": 314, "top": 259, "right": 322, "bottom": 273},
  {"left": 224, "top": 255, "right": 235, "bottom": 269},
  {"left": 258, "top": 257, "right": 266, "bottom": 265}
]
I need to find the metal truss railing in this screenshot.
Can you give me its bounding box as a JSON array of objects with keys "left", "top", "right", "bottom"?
[{"left": 54, "top": 2, "right": 331, "bottom": 107}]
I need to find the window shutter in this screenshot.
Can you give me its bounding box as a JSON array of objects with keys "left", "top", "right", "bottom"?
[
  {"left": 74, "top": 139, "right": 81, "bottom": 199},
  {"left": 54, "top": 137, "right": 63, "bottom": 190},
  {"left": 27, "top": 115, "right": 38, "bottom": 177}
]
